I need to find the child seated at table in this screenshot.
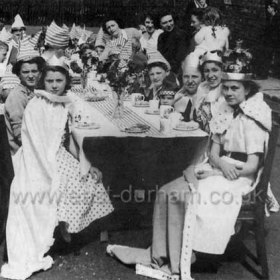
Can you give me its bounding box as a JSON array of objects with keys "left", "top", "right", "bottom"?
[{"left": 159, "top": 89, "right": 176, "bottom": 106}]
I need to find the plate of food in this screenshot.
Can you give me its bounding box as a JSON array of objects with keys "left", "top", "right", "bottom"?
[
  {"left": 75, "top": 122, "right": 100, "bottom": 129},
  {"left": 145, "top": 109, "right": 160, "bottom": 115},
  {"left": 173, "top": 121, "right": 199, "bottom": 131},
  {"left": 123, "top": 123, "right": 150, "bottom": 133},
  {"left": 133, "top": 100, "right": 150, "bottom": 107}
]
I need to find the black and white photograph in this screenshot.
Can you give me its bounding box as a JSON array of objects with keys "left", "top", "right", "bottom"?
[{"left": 0, "top": 0, "right": 279, "bottom": 279}]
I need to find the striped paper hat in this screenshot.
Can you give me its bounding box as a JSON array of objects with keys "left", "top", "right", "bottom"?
[
  {"left": 11, "top": 14, "right": 25, "bottom": 30},
  {"left": 69, "top": 23, "right": 81, "bottom": 40},
  {"left": 0, "top": 27, "right": 13, "bottom": 43},
  {"left": 45, "top": 21, "right": 70, "bottom": 48},
  {"left": 147, "top": 50, "right": 171, "bottom": 71},
  {"left": 17, "top": 36, "right": 40, "bottom": 61},
  {"left": 29, "top": 31, "right": 41, "bottom": 48},
  {"left": 0, "top": 65, "right": 20, "bottom": 89}
]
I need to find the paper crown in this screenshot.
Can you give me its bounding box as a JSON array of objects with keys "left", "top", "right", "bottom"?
[
  {"left": 147, "top": 50, "right": 171, "bottom": 71},
  {"left": 11, "top": 14, "right": 25, "bottom": 30},
  {"left": 0, "top": 65, "right": 20, "bottom": 89},
  {"left": 0, "top": 27, "right": 13, "bottom": 43},
  {"left": 47, "top": 55, "right": 69, "bottom": 70},
  {"left": 222, "top": 48, "right": 253, "bottom": 81},
  {"left": 182, "top": 52, "right": 200, "bottom": 69},
  {"left": 160, "top": 90, "right": 176, "bottom": 96},
  {"left": 29, "top": 31, "right": 41, "bottom": 48},
  {"left": 45, "top": 21, "right": 70, "bottom": 48},
  {"left": 200, "top": 50, "right": 223, "bottom": 66},
  {"left": 69, "top": 23, "right": 81, "bottom": 40},
  {"left": 17, "top": 36, "right": 41, "bottom": 61}
]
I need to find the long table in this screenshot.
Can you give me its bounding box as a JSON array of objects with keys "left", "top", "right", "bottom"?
[{"left": 71, "top": 95, "right": 208, "bottom": 199}]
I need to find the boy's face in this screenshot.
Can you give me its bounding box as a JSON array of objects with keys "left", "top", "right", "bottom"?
[
  {"left": 0, "top": 48, "right": 8, "bottom": 63},
  {"left": 160, "top": 95, "right": 174, "bottom": 106},
  {"left": 149, "top": 66, "right": 168, "bottom": 89}
]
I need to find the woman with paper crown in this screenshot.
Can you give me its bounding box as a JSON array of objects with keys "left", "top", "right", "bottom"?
[
  {"left": 1, "top": 55, "right": 113, "bottom": 280},
  {"left": 194, "top": 49, "right": 224, "bottom": 133}
]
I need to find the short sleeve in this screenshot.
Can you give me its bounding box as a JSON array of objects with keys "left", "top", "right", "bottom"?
[{"left": 244, "top": 117, "right": 268, "bottom": 154}]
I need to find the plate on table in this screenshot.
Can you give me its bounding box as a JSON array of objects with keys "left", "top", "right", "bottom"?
[
  {"left": 173, "top": 121, "right": 199, "bottom": 131},
  {"left": 145, "top": 109, "right": 160, "bottom": 115},
  {"left": 85, "top": 94, "right": 108, "bottom": 102},
  {"left": 133, "top": 101, "right": 150, "bottom": 108},
  {"left": 123, "top": 123, "right": 150, "bottom": 134},
  {"left": 75, "top": 122, "right": 100, "bottom": 129}
]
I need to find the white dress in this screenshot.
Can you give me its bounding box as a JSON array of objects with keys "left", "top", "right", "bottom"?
[{"left": 1, "top": 90, "right": 113, "bottom": 280}]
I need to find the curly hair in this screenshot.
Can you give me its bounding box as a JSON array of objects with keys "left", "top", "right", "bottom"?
[{"left": 12, "top": 56, "right": 46, "bottom": 77}]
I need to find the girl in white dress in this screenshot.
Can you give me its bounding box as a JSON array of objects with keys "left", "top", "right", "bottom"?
[{"left": 1, "top": 56, "right": 113, "bottom": 280}]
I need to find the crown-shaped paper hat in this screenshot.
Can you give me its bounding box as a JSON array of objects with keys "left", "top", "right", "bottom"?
[
  {"left": 47, "top": 54, "right": 69, "bottom": 70},
  {"left": 45, "top": 21, "right": 70, "bottom": 48},
  {"left": 0, "top": 27, "right": 13, "bottom": 43},
  {"left": 200, "top": 50, "right": 223, "bottom": 66},
  {"left": 182, "top": 52, "right": 200, "bottom": 69},
  {"left": 0, "top": 65, "right": 20, "bottom": 89},
  {"left": 147, "top": 50, "right": 171, "bottom": 71},
  {"left": 160, "top": 90, "right": 176, "bottom": 96},
  {"left": 222, "top": 47, "right": 253, "bottom": 81},
  {"left": 17, "top": 36, "right": 41, "bottom": 61},
  {"left": 11, "top": 14, "right": 25, "bottom": 30}
]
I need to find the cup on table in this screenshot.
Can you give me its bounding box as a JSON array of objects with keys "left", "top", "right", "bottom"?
[
  {"left": 131, "top": 93, "right": 144, "bottom": 105},
  {"left": 169, "top": 112, "right": 183, "bottom": 128},
  {"left": 149, "top": 99, "right": 159, "bottom": 111},
  {"left": 160, "top": 105, "right": 174, "bottom": 118},
  {"left": 160, "top": 118, "right": 172, "bottom": 134}
]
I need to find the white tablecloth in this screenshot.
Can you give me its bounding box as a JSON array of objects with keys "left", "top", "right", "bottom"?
[{"left": 70, "top": 94, "right": 207, "bottom": 176}]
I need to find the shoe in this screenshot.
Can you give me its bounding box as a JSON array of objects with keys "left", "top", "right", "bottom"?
[{"left": 59, "top": 222, "right": 71, "bottom": 243}]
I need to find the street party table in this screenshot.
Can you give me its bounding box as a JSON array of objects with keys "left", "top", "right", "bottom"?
[{"left": 70, "top": 91, "right": 208, "bottom": 195}]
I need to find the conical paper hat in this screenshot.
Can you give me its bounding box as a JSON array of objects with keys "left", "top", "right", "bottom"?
[
  {"left": 11, "top": 14, "right": 25, "bottom": 30},
  {"left": 45, "top": 21, "right": 69, "bottom": 48}
]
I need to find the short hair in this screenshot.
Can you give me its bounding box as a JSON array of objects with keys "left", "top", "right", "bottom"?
[
  {"left": 12, "top": 56, "right": 46, "bottom": 77},
  {"left": 203, "top": 6, "right": 223, "bottom": 26},
  {"left": 0, "top": 40, "right": 8, "bottom": 51},
  {"left": 102, "top": 17, "right": 123, "bottom": 35},
  {"left": 38, "top": 65, "right": 71, "bottom": 91},
  {"left": 148, "top": 61, "right": 169, "bottom": 72},
  {"left": 142, "top": 14, "right": 160, "bottom": 29},
  {"left": 158, "top": 11, "right": 174, "bottom": 24}
]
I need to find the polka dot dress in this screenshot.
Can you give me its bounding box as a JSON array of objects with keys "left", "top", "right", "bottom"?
[{"left": 56, "top": 146, "right": 114, "bottom": 233}]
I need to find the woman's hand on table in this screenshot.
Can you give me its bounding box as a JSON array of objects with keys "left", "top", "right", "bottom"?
[{"left": 89, "top": 166, "right": 103, "bottom": 183}]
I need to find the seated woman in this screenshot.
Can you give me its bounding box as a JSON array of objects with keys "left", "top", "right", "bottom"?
[
  {"left": 99, "top": 17, "right": 141, "bottom": 68},
  {"left": 1, "top": 56, "right": 114, "bottom": 280},
  {"left": 144, "top": 51, "right": 179, "bottom": 101},
  {"left": 106, "top": 52, "right": 272, "bottom": 280}
]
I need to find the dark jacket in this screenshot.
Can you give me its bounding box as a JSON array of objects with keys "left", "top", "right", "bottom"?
[
  {"left": 264, "top": 12, "right": 280, "bottom": 48},
  {"left": 157, "top": 27, "right": 189, "bottom": 74}
]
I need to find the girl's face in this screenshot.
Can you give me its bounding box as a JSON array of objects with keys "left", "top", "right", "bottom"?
[
  {"left": 149, "top": 66, "right": 168, "bottom": 89},
  {"left": 222, "top": 81, "right": 248, "bottom": 106},
  {"left": 190, "top": 15, "right": 202, "bottom": 31},
  {"left": 160, "top": 95, "right": 174, "bottom": 106},
  {"left": 203, "top": 62, "right": 222, "bottom": 89},
  {"left": 44, "top": 71, "right": 67, "bottom": 96}
]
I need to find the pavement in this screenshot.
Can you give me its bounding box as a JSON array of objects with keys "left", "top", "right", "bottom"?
[{"left": 0, "top": 78, "right": 279, "bottom": 280}]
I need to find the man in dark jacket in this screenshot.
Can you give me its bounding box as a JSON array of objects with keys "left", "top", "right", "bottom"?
[
  {"left": 263, "top": 2, "right": 280, "bottom": 77},
  {"left": 157, "top": 13, "right": 189, "bottom": 75}
]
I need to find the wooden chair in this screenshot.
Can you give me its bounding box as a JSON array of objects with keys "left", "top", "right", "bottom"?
[
  {"left": 0, "top": 114, "right": 14, "bottom": 245},
  {"left": 235, "top": 111, "right": 280, "bottom": 280}
]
